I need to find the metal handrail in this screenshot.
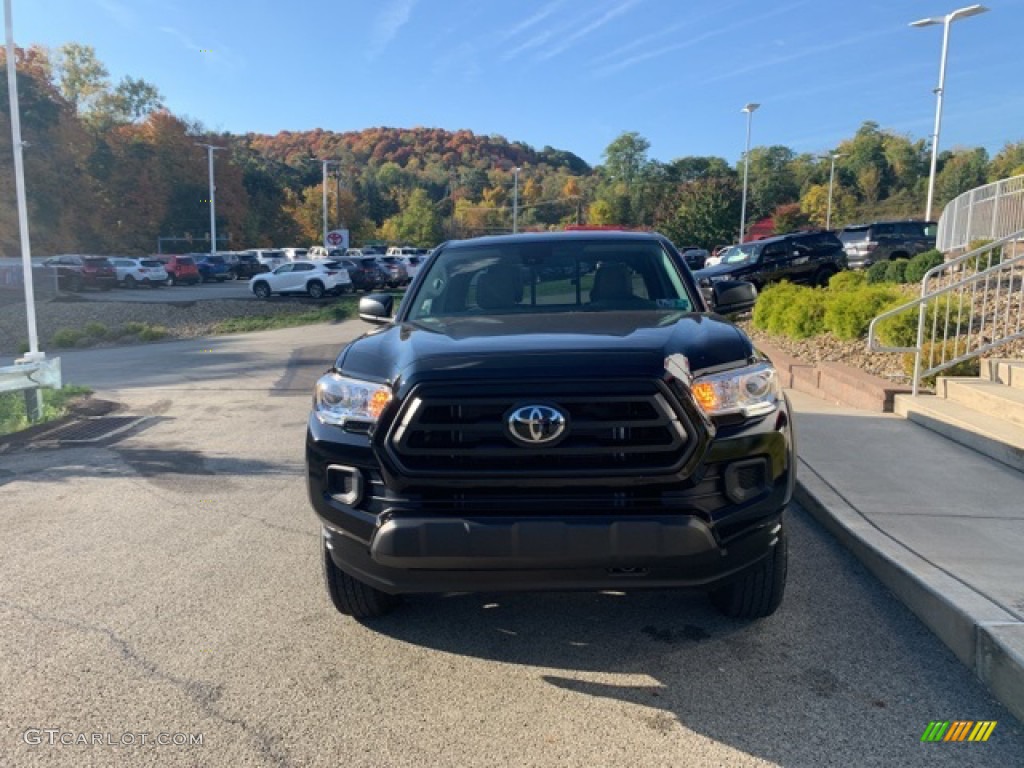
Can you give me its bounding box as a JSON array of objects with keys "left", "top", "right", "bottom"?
[
  {"left": 867, "top": 229, "right": 1024, "bottom": 395},
  {"left": 937, "top": 174, "right": 1024, "bottom": 252}
]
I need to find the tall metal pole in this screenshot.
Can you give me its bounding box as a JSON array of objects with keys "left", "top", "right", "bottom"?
[
  {"left": 924, "top": 21, "right": 951, "bottom": 222},
  {"left": 321, "top": 160, "right": 328, "bottom": 247},
  {"left": 309, "top": 158, "right": 337, "bottom": 247},
  {"left": 826, "top": 153, "right": 841, "bottom": 229},
  {"left": 513, "top": 167, "right": 521, "bottom": 234},
  {"left": 738, "top": 103, "right": 759, "bottom": 244},
  {"left": 912, "top": 5, "right": 989, "bottom": 222},
  {"left": 5, "top": 0, "right": 41, "bottom": 362},
  {"left": 196, "top": 143, "right": 223, "bottom": 256}
]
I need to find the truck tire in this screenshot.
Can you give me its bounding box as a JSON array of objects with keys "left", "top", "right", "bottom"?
[
  {"left": 709, "top": 525, "right": 787, "bottom": 619},
  {"left": 323, "top": 542, "right": 399, "bottom": 619}
]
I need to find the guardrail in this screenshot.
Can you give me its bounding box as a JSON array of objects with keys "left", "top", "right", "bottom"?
[
  {"left": 937, "top": 175, "right": 1024, "bottom": 253},
  {"left": 0, "top": 356, "right": 62, "bottom": 422},
  {"left": 867, "top": 231, "right": 1024, "bottom": 395}
]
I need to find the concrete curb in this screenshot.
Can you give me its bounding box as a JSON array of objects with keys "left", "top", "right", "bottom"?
[
  {"left": 794, "top": 465, "right": 1024, "bottom": 723},
  {"left": 758, "top": 339, "right": 911, "bottom": 412}
]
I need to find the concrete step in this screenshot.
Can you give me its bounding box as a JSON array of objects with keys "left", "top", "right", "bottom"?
[
  {"left": 980, "top": 358, "right": 1024, "bottom": 389},
  {"left": 894, "top": 393, "right": 1024, "bottom": 474},
  {"left": 939, "top": 377, "right": 1024, "bottom": 428},
  {"left": 995, "top": 360, "right": 1024, "bottom": 390}
]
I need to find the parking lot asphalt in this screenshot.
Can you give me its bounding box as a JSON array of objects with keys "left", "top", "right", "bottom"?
[{"left": 2, "top": 324, "right": 1022, "bottom": 767}]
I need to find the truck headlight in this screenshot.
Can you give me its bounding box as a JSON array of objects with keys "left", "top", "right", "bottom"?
[
  {"left": 313, "top": 373, "right": 392, "bottom": 426},
  {"left": 690, "top": 362, "right": 780, "bottom": 418}
]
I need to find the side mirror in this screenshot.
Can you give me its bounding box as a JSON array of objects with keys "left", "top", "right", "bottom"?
[
  {"left": 359, "top": 293, "right": 394, "bottom": 324},
  {"left": 711, "top": 280, "right": 757, "bottom": 315}
]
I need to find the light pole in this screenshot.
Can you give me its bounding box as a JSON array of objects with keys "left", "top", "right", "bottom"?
[
  {"left": 512, "top": 167, "right": 521, "bottom": 233},
  {"left": 911, "top": 4, "right": 989, "bottom": 221},
  {"left": 5, "top": 0, "right": 41, "bottom": 365},
  {"left": 196, "top": 143, "right": 224, "bottom": 257},
  {"left": 310, "top": 158, "right": 338, "bottom": 247},
  {"left": 823, "top": 152, "right": 842, "bottom": 229},
  {"left": 738, "top": 103, "right": 759, "bottom": 244}
]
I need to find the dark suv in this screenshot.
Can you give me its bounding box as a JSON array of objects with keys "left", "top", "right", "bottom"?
[
  {"left": 694, "top": 231, "right": 846, "bottom": 302},
  {"left": 838, "top": 220, "right": 937, "bottom": 269},
  {"left": 306, "top": 231, "right": 794, "bottom": 621}
]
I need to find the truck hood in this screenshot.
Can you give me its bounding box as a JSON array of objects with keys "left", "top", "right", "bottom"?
[{"left": 336, "top": 312, "right": 756, "bottom": 394}]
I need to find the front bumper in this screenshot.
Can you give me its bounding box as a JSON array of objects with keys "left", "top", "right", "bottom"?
[{"left": 307, "top": 395, "right": 794, "bottom": 595}]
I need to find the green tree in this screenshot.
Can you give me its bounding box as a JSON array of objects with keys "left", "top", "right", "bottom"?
[
  {"left": 988, "top": 141, "right": 1024, "bottom": 182},
  {"left": 588, "top": 199, "right": 615, "bottom": 225},
  {"left": 661, "top": 177, "right": 741, "bottom": 250},
  {"left": 936, "top": 148, "right": 989, "bottom": 207},
  {"left": 51, "top": 43, "right": 109, "bottom": 114},
  {"left": 800, "top": 183, "right": 856, "bottom": 228},
  {"left": 744, "top": 146, "right": 798, "bottom": 221},
  {"left": 772, "top": 203, "right": 810, "bottom": 234},
  {"left": 602, "top": 131, "right": 650, "bottom": 190},
  {"left": 91, "top": 76, "right": 163, "bottom": 126}
]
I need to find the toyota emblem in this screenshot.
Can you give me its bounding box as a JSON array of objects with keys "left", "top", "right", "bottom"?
[{"left": 506, "top": 404, "right": 568, "bottom": 446}]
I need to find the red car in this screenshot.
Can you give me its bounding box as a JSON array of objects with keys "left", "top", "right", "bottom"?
[
  {"left": 43, "top": 255, "right": 117, "bottom": 292},
  {"left": 160, "top": 255, "right": 201, "bottom": 286}
]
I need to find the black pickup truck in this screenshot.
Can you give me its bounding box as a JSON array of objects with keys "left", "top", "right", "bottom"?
[{"left": 306, "top": 231, "right": 794, "bottom": 620}]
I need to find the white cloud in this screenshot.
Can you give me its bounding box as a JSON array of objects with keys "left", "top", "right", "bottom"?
[
  {"left": 368, "top": 0, "right": 420, "bottom": 60},
  {"left": 499, "top": 0, "right": 568, "bottom": 42},
  {"left": 535, "top": 0, "right": 643, "bottom": 62},
  {"left": 96, "top": 0, "right": 136, "bottom": 29}
]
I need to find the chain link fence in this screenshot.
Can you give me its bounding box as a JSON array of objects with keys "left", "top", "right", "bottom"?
[{"left": 0, "top": 260, "right": 59, "bottom": 304}]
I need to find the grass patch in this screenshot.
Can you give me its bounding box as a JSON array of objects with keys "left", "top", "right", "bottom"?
[
  {"left": 51, "top": 328, "right": 86, "bottom": 348},
  {"left": 0, "top": 384, "right": 93, "bottom": 436},
  {"left": 212, "top": 300, "right": 357, "bottom": 334}
]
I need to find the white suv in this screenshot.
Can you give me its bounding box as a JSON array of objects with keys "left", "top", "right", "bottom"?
[
  {"left": 108, "top": 257, "right": 168, "bottom": 288},
  {"left": 249, "top": 260, "right": 351, "bottom": 299}
]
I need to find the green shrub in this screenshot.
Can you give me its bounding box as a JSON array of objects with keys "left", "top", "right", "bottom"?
[
  {"left": 121, "top": 321, "right": 147, "bottom": 336},
  {"left": 752, "top": 282, "right": 804, "bottom": 334},
  {"left": 83, "top": 321, "right": 108, "bottom": 338},
  {"left": 752, "top": 281, "right": 827, "bottom": 340},
  {"left": 778, "top": 289, "right": 827, "bottom": 338},
  {"left": 137, "top": 324, "right": 169, "bottom": 341},
  {"left": 884, "top": 259, "right": 909, "bottom": 283},
  {"left": 873, "top": 292, "right": 974, "bottom": 348},
  {"left": 51, "top": 328, "right": 85, "bottom": 347},
  {"left": 827, "top": 270, "right": 866, "bottom": 292},
  {"left": 16, "top": 340, "right": 29, "bottom": 355},
  {"left": 823, "top": 285, "right": 903, "bottom": 340},
  {"left": 963, "top": 239, "right": 997, "bottom": 272},
  {"left": 904, "top": 249, "right": 945, "bottom": 283},
  {"left": 866, "top": 262, "right": 890, "bottom": 284}
]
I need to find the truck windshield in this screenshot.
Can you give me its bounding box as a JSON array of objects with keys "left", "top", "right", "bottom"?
[{"left": 406, "top": 239, "right": 695, "bottom": 320}]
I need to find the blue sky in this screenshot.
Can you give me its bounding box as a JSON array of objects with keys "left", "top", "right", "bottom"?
[{"left": 13, "top": 0, "right": 1024, "bottom": 167}]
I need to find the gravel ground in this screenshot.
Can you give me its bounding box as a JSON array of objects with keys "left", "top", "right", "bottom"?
[{"left": 0, "top": 296, "right": 350, "bottom": 356}]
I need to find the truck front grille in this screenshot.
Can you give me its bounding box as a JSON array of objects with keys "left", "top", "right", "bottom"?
[{"left": 386, "top": 380, "right": 694, "bottom": 477}]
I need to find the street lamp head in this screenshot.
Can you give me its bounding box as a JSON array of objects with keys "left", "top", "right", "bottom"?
[
  {"left": 950, "top": 4, "right": 989, "bottom": 21},
  {"left": 742, "top": 103, "right": 760, "bottom": 113},
  {"left": 911, "top": 4, "right": 988, "bottom": 27}
]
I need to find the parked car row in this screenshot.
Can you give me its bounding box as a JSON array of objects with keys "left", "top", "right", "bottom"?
[{"left": 38, "top": 244, "right": 439, "bottom": 296}]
